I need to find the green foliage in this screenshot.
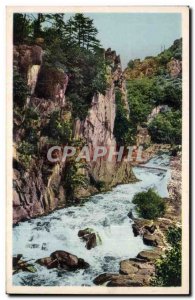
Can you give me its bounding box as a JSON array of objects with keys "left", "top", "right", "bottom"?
[
  {"left": 13, "top": 71, "right": 29, "bottom": 107},
  {"left": 166, "top": 226, "right": 182, "bottom": 246},
  {"left": 148, "top": 110, "right": 182, "bottom": 145},
  {"left": 65, "top": 13, "right": 100, "bottom": 50},
  {"left": 89, "top": 174, "right": 105, "bottom": 191},
  {"left": 13, "top": 13, "right": 32, "bottom": 44},
  {"left": 42, "top": 110, "right": 72, "bottom": 143},
  {"left": 66, "top": 48, "right": 107, "bottom": 119},
  {"left": 18, "top": 141, "right": 37, "bottom": 156},
  {"left": 127, "top": 78, "right": 158, "bottom": 127},
  {"left": 17, "top": 153, "right": 32, "bottom": 169},
  {"left": 14, "top": 13, "right": 107, "bottom": 120},
  {"left": 153, "top": 226, "right": 182, "bottom": 286},
  {"left": 162, "top": 78, "right": 182, "bottom": 109},
  {"left": 125, "top": 38, "right": 182, "bottom": 145},
  {"left": 157, "top": 38, "right": 182, "bottom": 64},
  {"left": 64, "top": 160, "right": 88, "bottom": 198},
  {"left": 127, "top": 59, "right": 135, "bottom": 69},
  {"left": 132, "top": 188, "right": 166, "bottom": 219},
  {"left": 114, "top": 88, "right": 135, "bottom": 145}
]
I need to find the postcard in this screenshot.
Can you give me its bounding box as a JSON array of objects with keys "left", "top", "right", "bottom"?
[{"left": 6, "top": 6, "right": 190, "bottom": 295}]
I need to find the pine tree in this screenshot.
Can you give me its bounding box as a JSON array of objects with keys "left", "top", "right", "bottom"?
[
  {"left": 65, "top": 14, "right": 100, "bottom": 51},
  {"left": 13, "top": 13, "right": 31, "bottom": 44}
]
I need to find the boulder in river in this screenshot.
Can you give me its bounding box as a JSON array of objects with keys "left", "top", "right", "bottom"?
[
  {"left": 36, "top": 250, "right": 89, "bottom": 270},
  {"left": 13, "top": 254, "right": 37, "bottom": 274},
  {"left": 127, "top": 209, "right": 135, "bottom": 220},
  {"left": 78, "top": 228, "right": 102, "bottom": 250}
]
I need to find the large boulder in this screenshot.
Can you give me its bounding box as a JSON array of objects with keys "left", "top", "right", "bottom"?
[
  {"left": 78, "top": 228, "right": 102, "bottom": 250},
  {"left": 94, "top": 257, "right": 155, "bottom": 287},
  {"left": 93, "top": 273, "right": 149, "bottom": 287},
  {"left": 107, "top": 275, "right": 144, "bottom": 287},
  {"left": 137, "top": 250, "right": 161, "bottom": 262},
  {"left": 36, "top": 250, "right": 89, "bottom": 270},
  {"left": 120, "top": 260, "right": 138, "bottom": 275},
  {"left": 93, "top": 273, "right": 118, "bottom": 285}
]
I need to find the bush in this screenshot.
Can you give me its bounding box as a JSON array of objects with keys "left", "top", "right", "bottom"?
[
  {"left": 18, "top": 141, "right": 38, "bottom": 155},
  {"left": 13, "top": 71, "right": 29, "bottom": 107},
  {"left": 64, "top": 159, "right": 88, "bottom": 198},
  {"left": 127, "top": 78, "right": 159, "bottom": 128},
  {"left": 132, "top": 188, "right": 166, "bottom": 219},
  {"left": 148, "top": 110, "right": 182, "bottom": 145},
  {"left": 153, "top": 227, "right": 181, "bottom": 286},
  {"left": 42, "top": 110, "right": 72, "bottom": 143}
]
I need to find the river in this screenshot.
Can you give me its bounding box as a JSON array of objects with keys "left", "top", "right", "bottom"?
[{"left": 13, "top": 154, "right": 170, "bottom": 286}]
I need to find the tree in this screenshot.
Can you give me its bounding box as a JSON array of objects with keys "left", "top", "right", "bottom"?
[
  {"left": 148, "top": 111, "right": 182, "bottom": 145},
  {"left": 13, "top": 13, "right": 31, "bottom": 44},
  {"left": 127, "top": 59, "right": 135, "bottom": 69},
  {"left": 65, "top": 14, "right": 100, "bottom": 51},
  {"left": 114, "top": 88, "right": 135, "bottom": 146}
]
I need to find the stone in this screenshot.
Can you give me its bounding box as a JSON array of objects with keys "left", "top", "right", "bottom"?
[
  {"left": 50, "top": 250, "right": 79, "bottom": 268},
  {"left": 93, "top": 273, "right": 117, "bottom": 285},
  {"left": 107, "top": 276, "right": 144, "bottom": 287},
  {"left": 132, "top": 223, "right": 140, "bottom": 236},
  {"left": 93, "top": 273, "right": 144, "bottom": 287},
  {"left": 120, "top": 260, "right": 138, "bottom": 275},
  {"left": 37, "top": 250, "right": 89, "bottom": 271},
  {"left": 143, "top": 233, "right": 158, "bottom": 246},
  {"left": 78, "top": 228, "right": 102, "bottom": 250},
  {"left": 127, "top": 209, "right": 135, "bottom": 220},
  {"left": 13, "top": 254, "right": 37, "bottom": 274},
  {"left": 144, "top": 224, "right": 157, "bottom": 234},
  {"left": 137, "top": 250, "right": 161, "bottom": 261},
  {"left": 36, "top": 257, "right": 58, "bottom": 269}
]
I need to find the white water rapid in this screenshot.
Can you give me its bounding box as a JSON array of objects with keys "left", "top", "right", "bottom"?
[{"left": 13, "top": 154, "right": 170, "bottom": 286}]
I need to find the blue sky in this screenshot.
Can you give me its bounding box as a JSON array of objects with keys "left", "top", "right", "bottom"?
[{"left": 65, "top": 13, "right": 181, "bottom": 68}]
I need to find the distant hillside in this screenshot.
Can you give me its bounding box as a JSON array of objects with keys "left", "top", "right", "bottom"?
[
  {"left": 121, "top": 38, "right": 182, "bottom": 146},
  {"left": 124, "top": 38, "right": 182, "bottom": 79}
]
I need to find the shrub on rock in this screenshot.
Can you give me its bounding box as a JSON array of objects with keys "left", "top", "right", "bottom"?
[{"left": 132, "top": 188, "right": 165, "bottom": 219}]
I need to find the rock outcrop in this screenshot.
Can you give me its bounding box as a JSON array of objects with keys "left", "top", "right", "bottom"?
[
  {"left": 13, "top": 46, "right": 135, "bottom": 224},
  {"left": 94, "top": 258, "right": 155, "bottom": 287}
]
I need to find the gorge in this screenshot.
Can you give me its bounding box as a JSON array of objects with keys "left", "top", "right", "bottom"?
[{"left": 12, "top": 13, "right": 182, "bottom": 288}]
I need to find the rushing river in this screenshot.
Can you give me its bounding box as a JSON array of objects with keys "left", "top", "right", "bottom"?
[{"left": 13, "top": 154, "right": 170, "bottom": 286}]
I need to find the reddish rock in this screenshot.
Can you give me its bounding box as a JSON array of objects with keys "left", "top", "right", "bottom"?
[{"left": 37, "top": 250, "right": 89, "bottom": 271}]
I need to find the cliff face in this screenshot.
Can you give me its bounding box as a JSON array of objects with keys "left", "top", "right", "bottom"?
[{"left": 13, "top": 45, "right": 135, "bottom": 224}]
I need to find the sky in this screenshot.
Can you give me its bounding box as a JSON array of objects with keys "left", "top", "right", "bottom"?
[{"left": 65, "top": 13, "right": 181, "bottom": 68}]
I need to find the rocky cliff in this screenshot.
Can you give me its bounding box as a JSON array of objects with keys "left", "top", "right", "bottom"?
[{"left": 13, "top": 45, "right": 135, "bottom": 224}]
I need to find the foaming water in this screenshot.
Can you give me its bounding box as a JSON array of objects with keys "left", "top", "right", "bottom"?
[{"left": 13, "top": 154, "right": 170, "bottom": 286}]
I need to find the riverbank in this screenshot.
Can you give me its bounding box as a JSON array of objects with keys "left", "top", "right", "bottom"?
[
  {"left": 12, "top": 153, "right": 180, "bottom": 286},
  {"left": 94, "top": 152, "right": 182, "bottom": 287}
]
